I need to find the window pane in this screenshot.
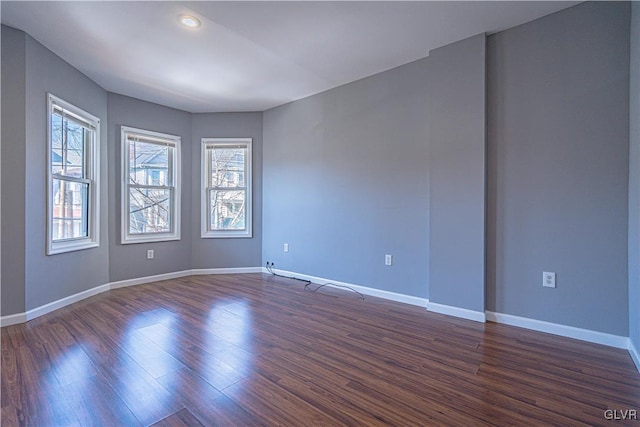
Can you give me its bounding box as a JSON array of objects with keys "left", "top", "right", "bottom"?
[
  {"left": 129, "top": 141, "right": 170, "bottom": 186},
  {"left": 210, "top": 190, "right": 246, "bottom": 231},
  {"left": 129, "top": 188, "right": 171, "bottom": 234},
  {"left": 51, "top": 112, "right": 88, "bottom": 178},
  {"left": 51, "top": 112, "right": 63, "bottom": 173},
  {"left": 210, "top": 147, "right": 245, "bottom": 188},
  {"left": 52, "top": 178, "right": 88, "bottom": 241}
]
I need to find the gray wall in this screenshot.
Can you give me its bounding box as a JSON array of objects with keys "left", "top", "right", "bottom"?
[
  {"left": 23, "top": 33, "right": 110, "bottom": 310},
  {"left": 107, "top": 93, "right": 192, "bottom": 282},
  {"left": 486, "top": 2, "right": 630, "bottom": 335},
  {"left": 0, "top": 28, "right": 265, "bottom": 310},
  {"left": 630, "top": 1, "right": 640, "bottom": 352},
  {"left": 108, "top": 99, "right": 263, "bottom": 278},
  {"left": 427, "top": 34, "right": 486, "bottom": 313},
  {"left": 1, "top": 1, "right": 635, "bottom": 345},
  {"left": 191, "top": 113, "right": 263, "bottom": 269},
  {"left": 262, "top": 58, "right": 430, "bottom": 298},
  {"left": 1, "top": 26, "right": 26, "bottom": 315}
]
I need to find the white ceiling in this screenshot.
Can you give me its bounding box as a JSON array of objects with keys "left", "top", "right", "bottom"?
[{"left": 1, "top": 1, "right": 578, "bottom": 113}]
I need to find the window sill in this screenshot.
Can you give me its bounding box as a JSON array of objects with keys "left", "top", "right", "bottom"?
[
  {"left": 201, "top": 231, "right": 253, "bottom": 239},
  {"left": 48, "top": 239, "right": 99, "bottom": 255},
  {"left": 121, "top": 234, "right": 181, "bottom": 245}
]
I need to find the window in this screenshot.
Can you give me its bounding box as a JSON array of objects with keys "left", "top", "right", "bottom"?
[
  {"left": 121, "top": 126, "right": 181, "bottom": 243},
  {"left": 47, "top": 94, "right": 100, "bottom": 255},
  {"left": 201, "top": 138, "right": 252, "bottom": 238}
]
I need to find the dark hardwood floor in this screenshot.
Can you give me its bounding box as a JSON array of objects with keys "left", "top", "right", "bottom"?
[{"left": 2, "top": 273, "right": 639, "bottom": 426}]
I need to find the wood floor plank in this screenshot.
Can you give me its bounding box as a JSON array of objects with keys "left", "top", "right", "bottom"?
[
  {"left": 150, "top": 408, "right": 204, "bottom": 427},
  {"left": 2, "top": 273, "right": 639, "bottom": 427},
  {"left": 223, "top": 373, "right": 343, "bottom": 426},
  {"left": 60, "top": 371, "right": 141, "bottom": 427},
  {"left": 2, "top": 344, "right": 80, "bottom": 426},
  {"left": 63, "top": 312, "right": 183, "bottom": 425},
  {"left": 156, "top": 368, "right": 261, "bottom": 426}
]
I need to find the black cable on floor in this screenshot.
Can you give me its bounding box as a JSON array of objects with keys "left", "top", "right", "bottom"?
[
  {"left": 266, "top": 262, "right": 365, "bottom": 300},
  {"left": 304, "top": 282, "right": 366, "bottom": 300},
  {"left": 265, "top": 262, "right": 311, "bottom": 284}
]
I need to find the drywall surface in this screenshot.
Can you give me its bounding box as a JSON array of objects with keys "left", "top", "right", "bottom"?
[
  {"left": 427, "top": 33, "right": 487, "bottom": 313},
  {"left": 191, "top": 112, "right": 263, "bottom": 269},
  {"left": 263, "top": 58, "right": 430, "bottom": 298},
  {"left": 486, "top": 2, "right": 630, "bottom": 335},
  {"left": 1, "top": 25, "right": 26, "bottom": 316},
  {"left": 107, "top": 93, "right": 192, "bottom": 282},
  {"left": 24, "top": 33, "right": 110, "bottom": 310}
]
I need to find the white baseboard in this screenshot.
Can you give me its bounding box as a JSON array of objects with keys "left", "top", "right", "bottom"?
[
  {"left": 629, "top": 339, "right": 640, "bottom": 372},
  {"left": 0, "top": 312, "right": 28, "bottom": 327},
  {"left": 25, "top": 283, "right": 111, "bottom": 322},
  {"left": 267, "top": 268, "right": 429, "bottom": 308},
  {"left": 427, "top": 301, "right": 486, "bottom": 323},
  {"left": 2, "top": 284, "right": 112, "bottom": 327},
  {"left": 191, "top": 267, "right": 264, "bottom": 275},
  {"left": 1, "top": 267, "right": 263, "bottom": 326},
  {"left": 485, "top": 311, "right": 629, "bottom": 349},
  {"left": 110, "top": 267, "right": 264, "bottom": 290},
  {"left": 109, "top": 270, "right": 193, "bottom": 289}
]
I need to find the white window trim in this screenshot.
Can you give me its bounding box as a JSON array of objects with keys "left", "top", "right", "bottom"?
[
  {"left": 201, "top": 138, "right": 253, "bottom": 239},
  {"left": 121, "top": 126, "right": 181, "bottom": 244},
  {"left": 46, "top": 94, "right": 100, "bottom": 255}
]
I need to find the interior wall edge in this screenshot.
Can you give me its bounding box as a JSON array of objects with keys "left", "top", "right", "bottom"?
[
  {"left": 629, "top": 339, "right": 640, "bottom": 372},
  {"left": 427, "top": 302, "right": 486, "bottom": 323}
]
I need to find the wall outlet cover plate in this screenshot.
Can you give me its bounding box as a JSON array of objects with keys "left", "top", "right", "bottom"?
[{"left": 543, "top": 271, "right": 556, "bottom": 288}]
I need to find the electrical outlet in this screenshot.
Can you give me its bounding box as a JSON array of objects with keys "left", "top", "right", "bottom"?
[
  {"left": 385, "top": 254, "right": 393, "bottom": 266},
  {"left": 147, "top": 249, "right": 154, "bottom": 260},
  {"left": 543, "top": 271, "right": 556, "bottom": 288},
  {"left": 284, "top": 243, "right": 289, "bottom": 253}
]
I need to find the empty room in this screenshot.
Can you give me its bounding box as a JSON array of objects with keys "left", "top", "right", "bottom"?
[{"left": 1, "top": 1, "right": 640, "bottom": 425}]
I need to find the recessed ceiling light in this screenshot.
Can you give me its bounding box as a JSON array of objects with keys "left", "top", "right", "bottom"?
[{"left": 180, "top": 15, "right": 201, "bottom": 29}]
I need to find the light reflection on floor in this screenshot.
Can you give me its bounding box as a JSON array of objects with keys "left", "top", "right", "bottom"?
[
  {"left": 204, "top": 300, "right": 255, "bottom": 389},
  {"left": 117, "top": 309, "right": 181, "bottom": 423}
]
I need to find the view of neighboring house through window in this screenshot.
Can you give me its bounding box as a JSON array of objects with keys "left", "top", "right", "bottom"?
[
  {"left": 121, "top": 127, "right": 181, "bottom": 243},
  {"left": 201, "top": 138, "right": 252, "bottom": 238},
  {"left": 47, "top": 94, "right": 100, "bottom": 255}
]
